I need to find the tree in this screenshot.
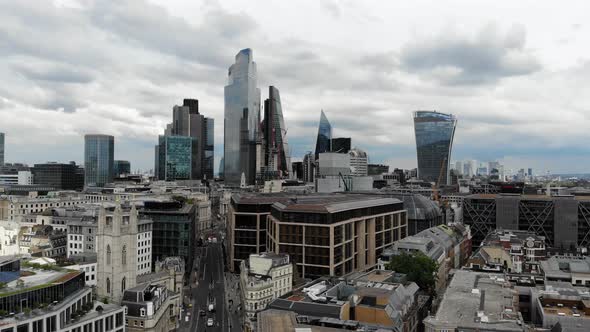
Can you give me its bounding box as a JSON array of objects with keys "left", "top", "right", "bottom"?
[{"left": 386, "top": 252, "right": 438, "bottom": 293}]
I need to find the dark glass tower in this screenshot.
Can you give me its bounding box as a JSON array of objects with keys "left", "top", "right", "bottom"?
[
  {"left": 224, "top": 48, "right": 260, "bottom": 186},
  {"left": 413, "top": 111, "right": 457, "bottom": 186},
  {"left": 32, "top": 162, "right": 84, "bottom": 190},
  {"left": 314, "top": 110, "right": 332, "bottom": 160},
  {"left": 261, "top": 86, "right": 290, "bottom": 177},
  {"left": 331, "top": 137, "right": 351, "bottom": 153},
  {"left": 84, "top": 134, "right": 114, "bottom": 187},
  {"left": 157, "top": 135, "right": 194, "bottom": 181},
  {"left": 113, "top": 160, "right": 131, "bottom": 177}
]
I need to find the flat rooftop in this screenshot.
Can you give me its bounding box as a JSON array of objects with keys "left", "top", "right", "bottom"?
[
  {"left": 0, "top": 268, "right": 82, "bottom": 297},
  {"left": 273, "top": 194, "right": 401, "bottom": 214},
  {"left": 424, "top": 270, "right": 524, "bottom": 331}
]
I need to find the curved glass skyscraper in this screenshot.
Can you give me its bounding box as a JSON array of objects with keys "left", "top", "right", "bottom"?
[
  {"left": 314, "top": 110, "right": 332, "bottom": 160},
  {"left": 224, "top": 48, "right": 261, "bottom": 186},
  {"left": 413, "top": 111, "right": 457, "bottom": 186},
  {"left": 84, "top": 134, "right": 114, "bottom": 188}
]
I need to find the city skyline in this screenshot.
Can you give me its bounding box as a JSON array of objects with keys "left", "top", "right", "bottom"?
[{"left": 1, "top": 1, "right": 590, "bottom": 174}]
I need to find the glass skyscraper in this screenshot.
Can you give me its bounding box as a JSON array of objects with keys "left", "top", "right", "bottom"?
[
  {"left": 0, "top": 132, "right": 4, "bottom": 165},
  {"left": 413, "top": 111, "right": 457, "bottom": 185},
  {"left": 113, "top": 160, "right": 131, "bottom": 177},
  {"left": 224, "top": 48, "right": 260, "bottom": 186},
  {"left": 262, "top": 86, "right": 290, "bottom": 176},
  {"left": 157, "top": 135, "right": 194, "bottom": 181},
  {"left": 84, "top": 134, "right": 114, "bottom": 187},
  {"left": 204, "top": 118, "right": 214, "bottom": 180},
  {"left": 314, "top": 110, "right": 332, "bottom": 160}
]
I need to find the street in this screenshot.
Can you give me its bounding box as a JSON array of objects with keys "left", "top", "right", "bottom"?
[{"left": 177, "top": 206, "right": 243, "bottom": 331}]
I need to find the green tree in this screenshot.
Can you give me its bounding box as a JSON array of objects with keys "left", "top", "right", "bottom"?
[{"left": 386, "top": 252, "right": 438, "bottom": 293}]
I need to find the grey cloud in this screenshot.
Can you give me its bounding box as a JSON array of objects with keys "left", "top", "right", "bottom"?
[
  {"left": 320, "top": 0, "right": 341, "bottom": 19},
  {"left": 400, "top": 24, "right": 540, "bottom": 85}
]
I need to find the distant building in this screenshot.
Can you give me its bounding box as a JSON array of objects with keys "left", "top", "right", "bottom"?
[
  {"left": 413, "top": 111, "right": 456, "bottom": 185},
  {"left": 84, "top": 134, "right": 114, "bottom": 187},
  {"left": 156, "top": 135, "right": 195, "bottom": 181},
  {"left": 0, "top": 132, "right": 4, "bottom": 165},
  {"left": 0, "top": 170, "right": 32, "bottom": 185},
  {"left": 302, "top": 152, "right": 315, "bottom": 183},
  {"left": 424, "top": 270, "right": 526, "bottom": 332},
  {"left": 314, "top": 110, "right": 332, "bottom": 160},
  {"left": 291, "top": 161, "right": 303, "bottom": 180},
  {"left": 330, "top": 137, "right": 351, "bottom": 153},
  {"left": 463, "top": 194, "right": 590, "bottom": 250},
  {"left": 240, "top": 252, "right": 293, "bottom": 319},
  {"left": 267, "top": 194, "right": 408, "bottom": 279},
  {"left": 260, "top": 86, "right": 290, "bottom": 179},
  {"left": 349, "top": 148, "right": 368, "bottom": 177},
  {"left": 224, "top": 48, "right": 261, "bottom": 186},
  {"left": 114, "top": 160, "right": 131, "bottom": 177},
  {"left": 32, "top": 161, "right": 84, "bottom": 190},
  {"left": 368, "top": 164, "right": 389, "bottom": 176}
]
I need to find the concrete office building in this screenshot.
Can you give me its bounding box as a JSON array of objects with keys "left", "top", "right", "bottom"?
[
  {"left": 224, "top": 49, "right": 261, "bottom": 186},
  {"left": 302, "top": 152, "right": 315, "bottom": 183},
  {"left": 84, "top": 134, "right": 114, "bottom": 188},
  {"left": 32, "top": 162, "right": 85, "bottom": 190},
  {"left": 267, "top": 194, "right": 408, "bottom": 279},
  {"left": 462, "top": 194, "right": 590, "bottom": 250}
]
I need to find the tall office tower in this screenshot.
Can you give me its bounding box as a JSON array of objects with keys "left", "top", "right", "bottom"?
[
  {"left": 84, "top": 134, "right": 114, "bottom": 187},
  {"left": 349, "top": 148, "right": 368, "bottom": 176},
  {"left": 0, "top": 132, "right": 4, "bottom": 165},
  {"left": 314, "top": 110, "right": 332, "bottom": 160},
  {"left": 164, "top": 98, "right": 214, "bottom": 180},
  {"left": 331, "top": 137, "right": 351, "bottom": 153},
  {"left": 203, "top": 118, "right": 215, "bottom": 179},
  {"left": 96, "top": 204, "right": 139, "bottom": 304},
  {"left": 219, "top": 157, "right": 224, "bottom": 179},
  {"left": 113, "top": 160, "right": 131, "bottom": 177},
  {"left": 463, "top": 160, "right": 474, "bottom": 177},
  {"left": 455, "top": 161, "right": 463, "bottom": 175},
  {"left": 261, "top": 86, "right": 290, "bottom": 178},
  {"left": 292, "top": 161, "right": 303, "bottom": 180},
  {"left": 528, "top": 168, "right": 533, "bottom": 177},
  {"left": 156, "top": 135, "right": 194, "bottom": 181},
  {"left": 303, "top": 152, "right": 315, "bottom": 183},
  {"left": 224, "top": 48, "right": 261, "bottom": 186},
  {"left": 413, "top": 111, "right": 457, "bottom": 185}
]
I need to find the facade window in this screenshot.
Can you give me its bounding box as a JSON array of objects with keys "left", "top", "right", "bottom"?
[
  {"left": 121, "top": 277, "right": 126, "bottom": 292},
  {"left": 140, "top": 308, "right": 146, "bottom": 317},
  {"left": 106, "top": 277, "right": 111, "bottom": 294},
  {"left": 122, "top": 245, "right": 127, "bottom": 265},
  {"left": 106, "top": 245, "right": 111, "bottom": 265}
]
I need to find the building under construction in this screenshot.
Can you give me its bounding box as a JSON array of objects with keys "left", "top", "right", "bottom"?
[{"left": 463, "top": 193, "right": 590, "bottom": 250}]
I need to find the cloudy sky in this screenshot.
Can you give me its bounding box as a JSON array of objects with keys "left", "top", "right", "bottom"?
[{"left": 1, "top": 0, "right": 589, "bottom": 175}]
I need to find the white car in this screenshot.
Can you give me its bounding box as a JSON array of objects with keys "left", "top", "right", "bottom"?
[{"left": 207, "top": 318, "right": 214, "bottom": 327}]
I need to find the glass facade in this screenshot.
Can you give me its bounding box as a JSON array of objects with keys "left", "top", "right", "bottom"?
[
  {"left": 204, "top": 118, "right": 214, "bottom": 180},
  {"left": 157, "top": 135, "right": 194, "bottom": 181},
  {"left": 224, "top": 48, "right": 260, "bottom": 186},
  {"left": 262, "top": 86, "right": 290, "bottom": 176},
  {"left": 0, "top": 132, "right": 4, "bottom": 165},
  {"left": 413, "top": 111, "right": 457, "bottom": 185},
  {"left": 32, "top": 162, "right": 84, "bottom": 190},
  {"left": 331, "top": 137, "right": 351, "bottom": 153},
  {"left": 314, "top": 110, "right": 332, "bottom": 160},
  {"left": 84, "top": 134, "right": 114, "bottom": 187},
  {"left": 113, "top": 160, "right": 130, "bottom": 177}
]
